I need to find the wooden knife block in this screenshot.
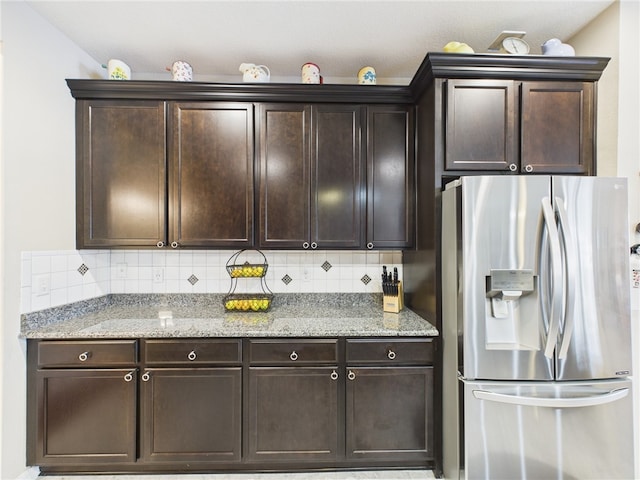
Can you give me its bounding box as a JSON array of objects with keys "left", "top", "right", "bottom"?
[{"left": 383, "top": 281, "right": 403, "bottom": 313}]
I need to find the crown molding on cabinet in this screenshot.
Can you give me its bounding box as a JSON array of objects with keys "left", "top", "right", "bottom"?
[{"left": 409, "top": 53, "right": 610, "bottom": 98}]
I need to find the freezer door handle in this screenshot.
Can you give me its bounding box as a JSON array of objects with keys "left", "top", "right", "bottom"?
[
  {"left": 541, "top": 197, "right": 563, "bottom": 359},
  {"left": 472, "top": 387, "right": 629, "bottom": 408}
]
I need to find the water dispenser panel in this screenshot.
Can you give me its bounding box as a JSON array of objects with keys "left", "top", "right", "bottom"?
[{"left": 486, "top": 269, "right": 534, "bottom": 298}]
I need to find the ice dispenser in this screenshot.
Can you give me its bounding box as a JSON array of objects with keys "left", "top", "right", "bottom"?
[{"left": 485, "top": 269, "right": 539, "bottom": 350}]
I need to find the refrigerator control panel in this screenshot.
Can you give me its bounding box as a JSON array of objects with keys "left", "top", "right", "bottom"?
[{"left": 486, "top": 269, "right": 535, "bottom": 299}]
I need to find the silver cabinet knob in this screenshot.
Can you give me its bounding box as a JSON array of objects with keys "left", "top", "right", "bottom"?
[
  {"left": 290, "top": 351, "right": 298, "bottom": 361},
  {"left": 78, "top": 352, "right": 89, "bottom": 362},
  {"left": 509, "top": 163, "right": 518, "bottom": 172},
  {"left": 330, "top": 370, "right": 339, "bottom": 380},
  {"left": 187, "top": 350, "right": 197, "bottom": 361},
  {"left": 124, "top": 371, "right": 135, "bottom": 382},
  {"left": 367, "top": 242, "right": 374, "bottom": 250},
  {"left": 311, "top": 242, "right": 318, "bottom": 249},
  {"left": 156, "top": 241, "right": 165, "bottom": 248},
  {"left": 524, "top": 164, "right": 533, "bottom": 173},
  {"left": 387, "top": 349, "right": 396, "bottom": 360},
  {"left": 347, "top": 370, "right": 356, "bottom": 381},
  {"left": 302, "top": 242, "right": 310, "bottom": 249},
  {"left": 141, "top": 372, "right": 150, "bottom": 382},
  {"left": 171, "top": 241, "right": 179, "bottom": 249}
]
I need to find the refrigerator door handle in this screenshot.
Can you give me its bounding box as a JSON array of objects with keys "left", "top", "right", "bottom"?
[
  {"left": 555, "top": 197, "right": 577, "bottom": 359},
  {"left": 541, "top": 197, "right": 563, "bottom": 358},
  {"left": 472, "top": 387, "right": 629, "bottom": 408}
]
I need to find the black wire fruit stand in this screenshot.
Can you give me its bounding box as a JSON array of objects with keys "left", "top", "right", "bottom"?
[{"left": 223, "top": 249, "right": 273, "bottom": 312}]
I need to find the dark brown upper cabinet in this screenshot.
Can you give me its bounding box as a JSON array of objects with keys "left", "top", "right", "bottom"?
[
  {"left": 76, "top": 99, "right": 167, "bottom": 248},
  {"left": 366, "top": 106, "right": 415, "bottom": 249},
  {"left": 520, "top": 81, "right": 594, "bottom": 174},
  {"left": 169, "top": 102, "right": 254, "bottom": 248},
  {"left": 257, "top": 103, "right": 364, "bottom": 250},
  {"left": 444, "top": 79, "right": 594, "bottom": 175},
  {"left": 75, "top": 99, "right": 254, "bottom": 249}
]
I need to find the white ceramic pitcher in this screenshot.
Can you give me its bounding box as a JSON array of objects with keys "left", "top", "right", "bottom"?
[{"left": 239, "top": 63, "right": 270, "bottom": 82}]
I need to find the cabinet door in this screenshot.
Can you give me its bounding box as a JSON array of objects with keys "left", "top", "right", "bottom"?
[
  {"left": 445, "top": 79, "right": 517, "bottom": 172},
  {"left": 520, "top": 81, "right": 594, "bottom": 174},
  {"left": 169, "top": 102, "right": 254, "bottom": 247},
  {"left": 140, "top": 367, "right": 241, "bottom": 463},
  {"left": 312, "top": 105, "right": 364, "bottom": 248},
  {"left": 34, "top": 368, "right": 137, "bottom": 465},
  {"left": 258, "top": 104, "right": 311, "bottom": 248},
  {"left": 77, "top": 100, "right": 166, "bottom": 248},
  {"left": 248, "top": 366, "right": 341, "bottom": 461},
  {"left": 367, "top": 106, "right": 415, "bottom": 249},
  {"left": 346, "top": 366, "right": 433, "bottom": 461}
]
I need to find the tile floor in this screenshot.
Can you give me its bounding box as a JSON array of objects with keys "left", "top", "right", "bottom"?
[{"left": 40, "top": 470, "right": 435, "bottom": 480}]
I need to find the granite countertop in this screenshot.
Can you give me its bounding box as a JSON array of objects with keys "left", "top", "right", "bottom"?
[{"left": 20, "top": 293, "right": 438, "bottom": 339}]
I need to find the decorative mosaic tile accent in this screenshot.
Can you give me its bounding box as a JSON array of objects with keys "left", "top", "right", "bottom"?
[
  {"left": 188, "top": 274, "right": 199, "bottom": 285},
  {"left": 282, "top": 274, "right": 292, "bottom": 285},
  {"left": 77, "top": 264, "right": 89, "bottom": 276},
  {"left": 322, "top": 261, "right": 332, "bottom": 272},
  {"left": 361, "top": 274, "right": 371, "bottom": 285}
]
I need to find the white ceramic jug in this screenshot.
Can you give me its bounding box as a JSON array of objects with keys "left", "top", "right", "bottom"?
[
  {"left": 239, "top": 63, "right": 270, "bottom": 82},
  {"left": 541, "top": 38, "right": 575, "bottom": 56}
]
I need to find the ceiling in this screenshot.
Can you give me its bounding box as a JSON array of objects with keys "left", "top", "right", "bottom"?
[{"left": 26, "top": 0, "right": 614, "bottom": 85}]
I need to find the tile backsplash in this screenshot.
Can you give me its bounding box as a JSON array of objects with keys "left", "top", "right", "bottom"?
[{"left": 20, "top": 249, "right": 403, "bottom": 314}]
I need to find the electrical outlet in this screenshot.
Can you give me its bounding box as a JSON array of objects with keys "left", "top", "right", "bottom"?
[
  {"left": 116, "top": 263, "right": 128, "bottom": 279},
  {"left": 35, "top": 275, "right": 50, "bottom": 296},
  {"left": 153, "top": 268, "right": 164, "bottom": 283}
]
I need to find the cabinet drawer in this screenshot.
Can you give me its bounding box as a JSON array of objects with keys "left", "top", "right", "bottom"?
[
  {"left": 249, "top": 339, "right": 338, "bottom": 365},
  {"left": 142, "top": 339, "right": 242, "bottom": 365},
  {"left": 346, "top": 338, "right": 434, "bottom": 365},
  {"left": 37, "top": 340, "right": 137, "bottom": 368}
]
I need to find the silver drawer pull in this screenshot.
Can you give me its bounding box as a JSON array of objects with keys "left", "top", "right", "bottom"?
[
  {"left": 290, "top": 351, "right": 298, "bottom": 361},
  {"left": 141, "top": 372, "right": 150, "bottom": 382},
  {"left": 330, "top": 370, "right": 338, "bottom": 380},
  {"left": 348, "top": 370, "right": 356, "bottom": 381},
  {"left": 123, "top": 371, "right": 134, "bottom": 382},
  {"left": 387, "top": 349, "right": 396, "bottom": 360},
  {"left": 78, "top": 351, "right": 89, "bottom": 362},
  {"left": 188, "top": 350, "right": 197, "bottom": 361}
]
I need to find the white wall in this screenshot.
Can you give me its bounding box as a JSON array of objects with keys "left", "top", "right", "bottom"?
[{"left": 0, "top": 2, "right": 101, "bottom": 477}]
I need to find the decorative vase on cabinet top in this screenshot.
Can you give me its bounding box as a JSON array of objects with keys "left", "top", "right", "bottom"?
[{"left": 239, "top": 63, "right": 270, "bottom": 82}]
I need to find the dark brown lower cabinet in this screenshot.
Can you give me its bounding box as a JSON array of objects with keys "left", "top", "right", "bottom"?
[
  {"left": 140, "top": 367, "right": 242, "bottom": 463},
  {"left": 248, "top": 366, "right": 341, "bottom": 462},
  {"left": 28, "top": 336, "right": 435, "bottom": 473},
  {"left": 346, "top": 366, "right": 433, "bottom": 461},
  {"left": 33, "top": 368, "right": 137, "bottom": 465}
]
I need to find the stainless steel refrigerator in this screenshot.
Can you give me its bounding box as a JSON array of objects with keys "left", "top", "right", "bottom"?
[{"left": 442, "top": 175, "right": 634, "bottom": 479}]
